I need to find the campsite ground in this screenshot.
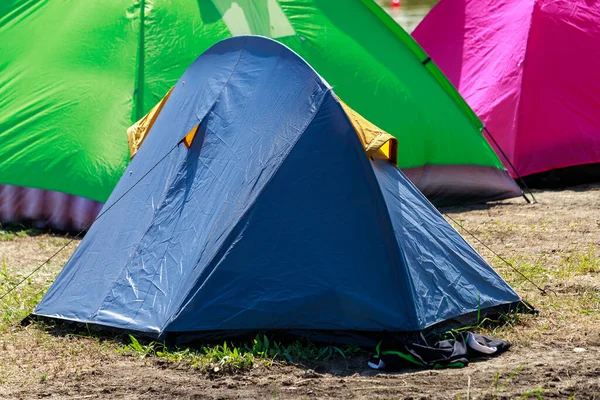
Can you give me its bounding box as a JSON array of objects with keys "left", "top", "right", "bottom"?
[{"left": 1, "top": 184, "right": 599, "bottom": 399}]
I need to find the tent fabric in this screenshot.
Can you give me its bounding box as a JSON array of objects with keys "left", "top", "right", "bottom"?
[
  {"left": 401, "top": 164, "right": 525, "bottom": 207},
  {"left": 413, "top": 0, "right": 600, "bottom": 180},
  {"left": 127, "top": 87, "right": 174, "bottom": 158},
  {"left": 0, "top": 185, "right": 101, "bottom": 232},
  {"left": 338, "top": 100, "right": 398, "bottom": 166},
  {"left": 34, "top": 36, "right": 521, "bottom": 341},
  {"left": 128, "top": 90, "right": 399, "bottom": 165},
  {"left": 0, "top": 0, "right": 520, "bottom": 219}
]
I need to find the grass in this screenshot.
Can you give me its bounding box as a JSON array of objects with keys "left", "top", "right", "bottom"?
[
  {"left": 520, "top": 387, "right": 544, "bottom": 399},
  {"left": 458, "top": 365, "right": 548, "bottom": 400},
  {"left": 498, "top": 245, "right": 600, "bottom": 285},
  {"left": 0, "top": 258, "right": 52, "bottom": 331},
  {"left": 0, "top": 224, "right": 44, "bottom": 242},
  {"left": 492, "top": 364, "right": 524, "bottom": 397},
  {"left": 469, "top": 245, "right": 600, "bottom": 347},
  {"left": 0, "top": 226, "right": 76, "bottom": 332},
  {"left": 557, "top": 246, "right": 600, "bottom": 277},
  {"left": 122, "top": 335, "right": 255, "bottom": 373},
  {"left": 119, "top": 333, "right": 360, "bottom": 373}
]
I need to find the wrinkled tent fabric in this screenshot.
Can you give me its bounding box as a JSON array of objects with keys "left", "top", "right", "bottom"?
[
  {"left": 0, "top": 0, "right": 521, "bottom": 231},
  {"left": 413, "top": 0, "right": 600, "bottom": 182},
  {"left": 34, "top": 37, "right": 521, "bottom": 342}
]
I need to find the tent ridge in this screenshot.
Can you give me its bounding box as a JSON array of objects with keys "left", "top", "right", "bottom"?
[
  {"left": 373, "top": 181, "right": 423, "bottom": 328},
  {"left": 93, "top": 39, "right": 300, "bottom": 328},
  {"left": 87, "top": 159, "right": 181, "bottom": 324},
  {"left": 90, "top": 95, "right": 226, "bottom": 326},
  {"left": 358, "top": 0, "right": 492, "bottom": 149}
]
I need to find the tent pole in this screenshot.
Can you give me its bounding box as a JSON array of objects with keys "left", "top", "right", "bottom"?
[
  {"left": 134, "top": 0, "right": 146, "bottom": 121},
  {"left": 483, "top": 127, "right": 537, "bottom": 204}
]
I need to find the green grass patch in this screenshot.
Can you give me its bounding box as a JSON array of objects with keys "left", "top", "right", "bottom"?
[
  {"left": 0, "top": 224, "right": 44, "bottom": 241},
  {"left": 0, "top": 231, "right": 16, "bottom": 241},
  {"left": 0, "top": 259, "right": 52, "bottom": 330},
  {"left": 555, "top": 246, "right": 600, "bottom": 277},
  {"left": 495, "top": 245, "right": 600, "bottom": 288},
  {"left": 119, "top": 333, "right": 360, "bottom": 374}
]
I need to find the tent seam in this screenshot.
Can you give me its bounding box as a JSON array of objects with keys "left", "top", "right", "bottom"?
[
  {"left": 336, "top": 94, "right": 424, "bottom": 328},
  {"left": 88, "top": 39, "right": 250, "bottom": 324},
  {"left": 87, "top": 151, "right": 182, "bottom": 322},
  {"left": 161, "top": 86, "right": 334, "bottom": 335},
  {"left": 358, "top": 0, "right": 481, "bottom": 127},
  {"left": 369, "top": 162, "right": 429, "bottom": 330},
  {"left": 133, "top": 0, "right": 146, "bottom": 122}
]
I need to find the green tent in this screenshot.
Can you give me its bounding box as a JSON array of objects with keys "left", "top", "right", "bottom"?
[{"left": 0, "top": 0, "right": 520, "bottom": 213}]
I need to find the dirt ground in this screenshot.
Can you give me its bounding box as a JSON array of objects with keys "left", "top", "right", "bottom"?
[{"left": 1, "top": 183, "right": 599, "bottom": 399}]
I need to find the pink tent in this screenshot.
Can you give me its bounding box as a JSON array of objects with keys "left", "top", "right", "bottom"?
[{"left": 413, "top": 0, "right": 600, "bottom": 185}]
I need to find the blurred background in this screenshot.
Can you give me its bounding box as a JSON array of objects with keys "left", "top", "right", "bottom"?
[{"left": 377, "top": 0, "right": 439, "bottom": 32}]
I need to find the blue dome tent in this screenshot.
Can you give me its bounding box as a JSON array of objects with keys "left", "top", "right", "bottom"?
[{"left": 34, "top": 36, "right": 521, "bottom": 344}]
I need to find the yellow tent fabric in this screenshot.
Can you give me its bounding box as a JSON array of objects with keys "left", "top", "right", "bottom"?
[
  {"left": 127, "top": 87, "right": 173, "bottom": 157},
  {"left": 127, "top": 89, "right": 398, "bottom": 166},
  {"left": 338, "top": 99, "right": 398, "bottom": 166},
  {"left": 182, "top": 125, "right": 199, "bottom": 148}
]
